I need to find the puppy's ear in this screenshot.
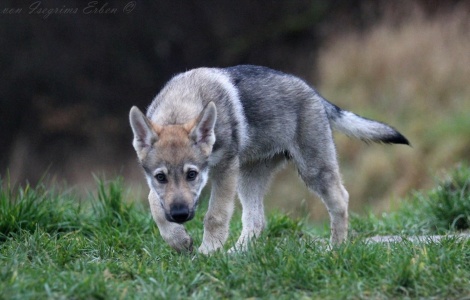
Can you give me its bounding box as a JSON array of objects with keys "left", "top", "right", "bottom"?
[
  {"left": 129, "top": 106, "right": 158, "bottom": 159},
  {"left": 189, "top": 102, "right": 217, "bottom": 153}
]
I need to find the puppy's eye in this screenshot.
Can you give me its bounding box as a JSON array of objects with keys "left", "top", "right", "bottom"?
[
  {"left": 186, "top": 170, "right": 198, "bottom": 181},
  {"left": 155, "top": 173, "right": 168, "bottom": 183}
]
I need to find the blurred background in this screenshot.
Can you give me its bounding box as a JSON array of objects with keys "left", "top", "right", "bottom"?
[{"left": 1, "top": 0, "right": 469, "bottom": 221}]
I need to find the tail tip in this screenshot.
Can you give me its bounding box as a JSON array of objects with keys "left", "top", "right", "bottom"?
[{"left": 382, "top": 133, "right": 411, "bottom": 146}]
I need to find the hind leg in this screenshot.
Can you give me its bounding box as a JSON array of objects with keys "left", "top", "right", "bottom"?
[
  {"left": 291, "top": 115, "right": 349, "bottom": 245},
  {"left": 312, "top": 168, "right": 349, "bottom": 245},
  {"left": 296, "top": 153, "right": 349, "bottom": 245},
  {"left": 231, "top": 157, "right": 285, "bottom": 251}
]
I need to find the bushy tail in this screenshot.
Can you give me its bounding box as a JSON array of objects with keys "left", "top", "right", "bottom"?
[{"left": 321, "top": 97, "right": 410, "bottom": 145}]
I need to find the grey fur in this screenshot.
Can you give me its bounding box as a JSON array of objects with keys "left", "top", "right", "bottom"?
[{"left": 130, "top": 65, "right": 409, "bottom": 254}]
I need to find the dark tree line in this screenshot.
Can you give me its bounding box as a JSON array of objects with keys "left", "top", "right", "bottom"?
[{"left": 0, "top": 0, "right": 464, "bottom": 184}]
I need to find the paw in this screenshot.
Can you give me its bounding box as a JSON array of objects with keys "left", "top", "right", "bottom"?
[
  {"left": 197, "top": 245, "right": 213, "bottom": 255},
  {"left": 197, "top": 240, "right": 223, "bottom": 255},
  {"left": 330, "top": 227, "right": 348, "bottom": 246},
  {"left": 198, "top": 226, "right": 229, "bottom": 255},
  {"left": 162, "top": 229, "right": 194, "bottom": 253},
  {"left": 168, "top": 235, "right": 193, "bottom": 253}
]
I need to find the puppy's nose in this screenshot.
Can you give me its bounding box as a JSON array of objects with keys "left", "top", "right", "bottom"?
[{"left": 169, "top": 203, "right": 191, "bottom": 223}]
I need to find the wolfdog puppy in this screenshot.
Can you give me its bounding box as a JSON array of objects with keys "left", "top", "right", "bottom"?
[{"left": 129, "top": 65, "right": 409, "bottom": 254}]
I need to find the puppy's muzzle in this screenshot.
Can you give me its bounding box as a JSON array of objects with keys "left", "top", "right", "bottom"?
[{"left": 166, "top": 203, "right": 194, "bottom": 224}]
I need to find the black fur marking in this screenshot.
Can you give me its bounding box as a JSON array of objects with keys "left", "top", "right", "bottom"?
[
  {"left": 212, "top": 140, "right": 222, "bottom": 152},
  {"left": 381, "top": 132, "right": 410, "bottom": 145},
  {"left": 330, "top": 102, "right": 343, "bottom": 117},
  {"left": 320, "top": 97, "right": 343, "bottom": 121},
  {"left": 283, "top": 150, "right": 292, "bottom": 160}
]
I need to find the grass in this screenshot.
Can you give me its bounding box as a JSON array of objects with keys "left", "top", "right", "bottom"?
[
  {"left": 350, "top": 163, "right": 470, "bottom": 237},
  {"left": 1, "top": 165, "right": 470, "bottom": 299}
]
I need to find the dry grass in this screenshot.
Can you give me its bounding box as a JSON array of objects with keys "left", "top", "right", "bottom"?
[{"left": 268, "top": 7, "right": 470, "bottom": 219}]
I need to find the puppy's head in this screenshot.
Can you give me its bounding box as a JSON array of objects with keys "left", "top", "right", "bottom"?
[{"left": 129, "top": 102, "right": 217, "bottom": 223}]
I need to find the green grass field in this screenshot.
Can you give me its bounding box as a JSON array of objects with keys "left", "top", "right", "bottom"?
[{"left": 1, "top": 165, "right": 469, "bottom": 299}]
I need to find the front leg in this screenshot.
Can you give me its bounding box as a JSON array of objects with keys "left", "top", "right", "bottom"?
[
  {"left": 198, "top": 158, "right": 239, "bottom": 254},
  {"left": 148, "top": 191, "right": 193, "bottom": 252}
]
